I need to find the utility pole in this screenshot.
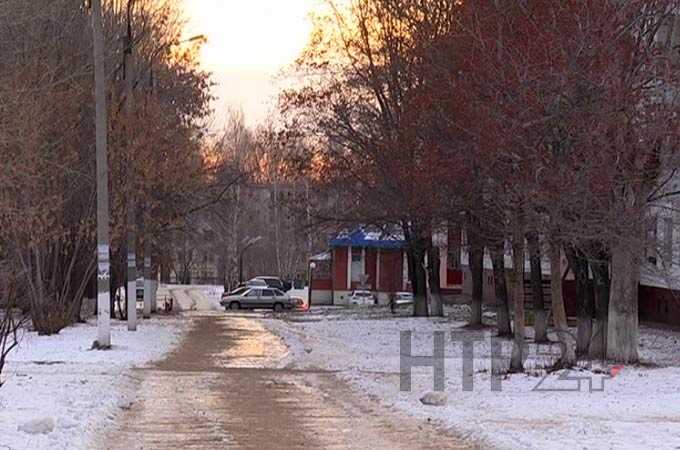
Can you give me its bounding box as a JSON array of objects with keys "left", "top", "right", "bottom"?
[
  {"left": 142, "top": 48, "right": 154, "bottom": 320},
  {"left": 124, "top": 0, "right": 137, "bottom": 331},
  {"left": 92, "top": 0, "right": 111, "bottom": 348},
  {"left": 143, "top": 245, "right": 151, "bottom": 319}
]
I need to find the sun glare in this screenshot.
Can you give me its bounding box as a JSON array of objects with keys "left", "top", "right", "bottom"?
[{"left": 183, "top": 0, "right": 322, "bottom": 126}]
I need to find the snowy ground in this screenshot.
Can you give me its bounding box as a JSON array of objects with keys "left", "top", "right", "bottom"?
[
  {"left": 263, "top": 305, "right": 680, "bottom": 449},
  {"left": 0, "top": 315, "right": 185, "bottom": 450},
  {"left": 165, "top": 284, "right": 224, "bottom": 311}
]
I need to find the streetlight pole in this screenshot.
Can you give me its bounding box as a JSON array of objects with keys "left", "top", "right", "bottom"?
[
  {"left": 92, "top": 0, "right": 111, "bottom": 348},
  {"left": 308, "top": 261, "right": 316, "bottom": 310},
  {"left": 238, "top": 236, "right": 262, "bottom": 283}
]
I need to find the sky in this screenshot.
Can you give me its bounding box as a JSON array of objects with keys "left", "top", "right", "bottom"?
[{"left": 182, "top": 0, "right": 321, "bottom": 129}]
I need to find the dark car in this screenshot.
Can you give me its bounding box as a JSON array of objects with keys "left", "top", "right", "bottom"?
[
  {"left": 251, "top": 276, "right": 289, "bottom": 292},
  {"left": 390, "top": 292, "right": 414, "bottom": 313}
]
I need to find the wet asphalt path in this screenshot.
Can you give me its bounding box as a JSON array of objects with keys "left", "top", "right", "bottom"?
[{"left": 102, "top": 294, "right": 471, "bottom": 449}]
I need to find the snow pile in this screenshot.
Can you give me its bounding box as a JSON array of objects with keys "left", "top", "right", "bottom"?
[
  {"left": 166, "top": 285, "right": 224, "bottom": 311},
  {"left": 0, "top": 317, "right": 184, "bottom": 450},
  {"left": 264, "top": 309, "right": 680, "bottom": 449},
  {"left": 196, "top": 285, "right": 225, "bottom": 310}
]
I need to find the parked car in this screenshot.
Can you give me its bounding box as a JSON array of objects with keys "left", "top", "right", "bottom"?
[
  {"left": 220, "top": 286, "right": 299, "bottom": 312},
  {"left": 251, "top": 276, "right": 289, "bottom": 291},
  {"left": 348, "top": 290, "right": 376, "bottom": 306},
  {"left": 230, "top": 279, "right": 267, "bottom": 291},
  {"left": 223, "top": 286, "right": 249, "bottom": 297},
  {"left": 290, "top": 295, "right": 307, "bottom": 311},
  {"left": 245, "top": 279, "right": 268, "bottom": 288},
  {"left": 390, "top": 291, "right": 414, "bottom": 312}
]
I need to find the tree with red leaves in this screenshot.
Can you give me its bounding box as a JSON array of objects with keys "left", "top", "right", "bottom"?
[
  {"left": 453, "top": 0, "right": 680, "bottom": 365},
  {"left": 287, "top": 0, "right": 680, "bottom": 368}
]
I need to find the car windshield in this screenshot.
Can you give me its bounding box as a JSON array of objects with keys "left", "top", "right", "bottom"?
[
  {"left": 274, "top": 289, "right": 285, "bottom": 296},
  {"left": 228, "top": 287, "right": 247, "bottom": 296}
]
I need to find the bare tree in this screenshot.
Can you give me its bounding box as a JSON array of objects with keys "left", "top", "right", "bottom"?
[
  {"left": 0, "top": 0, "right": 214, "bottom": 334},
  {"left": 0, "top": 263, "right": 27, "bottom": 387}
]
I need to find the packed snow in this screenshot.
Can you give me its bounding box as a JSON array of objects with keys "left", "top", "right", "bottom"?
[
  {"left": 165, "top": 284, "right": 224, "bottom": 311},
  {"left": 0, "top": 315, "right": 185, "bottom": 450},
  {"left": 263, "top": 305, "right": 680, "bottom": 450},
  {"left": 5, "top": 284, "right": 677, "bottom": 450}
]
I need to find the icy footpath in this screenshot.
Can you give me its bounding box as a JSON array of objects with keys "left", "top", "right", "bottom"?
[{"left": 0, "top": 316, "right": 185, "bottom": 450}]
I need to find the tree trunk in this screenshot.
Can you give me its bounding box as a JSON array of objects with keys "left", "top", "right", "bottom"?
[
  {"left": 566, "top": 245, "right": 594, "bottom": 357},
  {"left": 548, "top": 240, "right": 576, "bottom": 367},
  {"left": 527, "top": 230, "right": 547, "bottom": 342},
  {"left": 606, "top": 242, "right": 639, "bottom": 363},
  {"left": 427, "top": 240, "right": 443, "bottom": 317},
  {"left": 406, "top": 225, "right": 429, "bottom": 318},
  {"left": 589, "top": 247, "right": 610, "bottom": 360},
  {"left": 109, "top": 248, "right": 121, "bottom": 320},
  {"left": 509, "top": 224, "right": 525, "bottom": 373},
  {"left": 273, "top": 181, "right": 282, "bottom": 277},
  {"left": 490, "top": 245, "right": 512, "bottom": 337},
  {"left": 468, "top": 231, "right": 484, "bottom": 326},
  {"left": 72, "top": 290, "right": 85, "bottom": 323},
  {"left": 160, "top": 247, "right": 172, "bottom": 284},
  {"left": 411, "top": 245, "right": 429, "bottom": 317}
]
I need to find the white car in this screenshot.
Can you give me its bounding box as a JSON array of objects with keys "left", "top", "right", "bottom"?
[
  {"left": 220, "top": 286, "right": 300, "bottom": 311},
  {"left": 348, "top": 290, "right": 376, "bottom": 306}
]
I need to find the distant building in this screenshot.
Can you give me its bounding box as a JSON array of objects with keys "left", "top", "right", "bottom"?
[
  {"left": 308, "top": 228, "right": 463, "bottom": 305},
  {"left": 311, "top": 225, "right": 680, "bottom": 327}
]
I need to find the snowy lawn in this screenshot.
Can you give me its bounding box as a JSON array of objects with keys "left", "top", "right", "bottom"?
[
  {"left": 263, "top": 306, "right": 680, "bottom": 450},
  {"left": 0, "top": 316, "right": 185, "bottom": 450}
]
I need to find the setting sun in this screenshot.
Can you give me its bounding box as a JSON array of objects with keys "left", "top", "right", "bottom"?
[{"left": 183, "top": 0, "right": 320, "bottom": 126}]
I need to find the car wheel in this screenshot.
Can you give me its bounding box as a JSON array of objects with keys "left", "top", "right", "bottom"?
[
  {"left": 229, "top": 301, "right": 241, "bottom": 310},
  {"left": 273, "top": 302, "right": 284, "bottom": 312}
]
